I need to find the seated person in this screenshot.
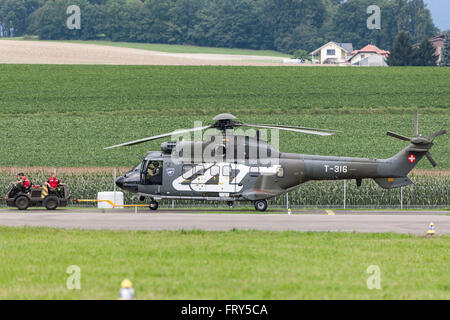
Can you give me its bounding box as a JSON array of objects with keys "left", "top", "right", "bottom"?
[
  {"left": 45, "top": 173, "right": 65, "bottom": 195},
  {"left": 147, "top": 161, "right": 160, "bottom": 176},
  {"left": 15, "top": 172, "right": 31, "bottom": 193}
]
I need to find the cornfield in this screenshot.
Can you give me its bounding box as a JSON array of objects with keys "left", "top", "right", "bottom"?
[{"left": 0, "top": 168, "right": 448, "bottom": 208}]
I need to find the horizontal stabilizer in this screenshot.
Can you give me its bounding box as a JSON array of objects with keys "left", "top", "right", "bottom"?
[{"left": 373, "top": 177, "right": 413, "bottom": 189}]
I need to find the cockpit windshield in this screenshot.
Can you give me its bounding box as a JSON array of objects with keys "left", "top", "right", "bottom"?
[{"left": 131, "top": 162, "right": 143, "bottom": 172}]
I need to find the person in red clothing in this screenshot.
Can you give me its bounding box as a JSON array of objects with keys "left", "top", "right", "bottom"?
[
  {"left": 16, "top": 172, "right": 31, "bottom": 193},
  {"left": 45, "top": 173, "right": 65, "bottom": 195},
  {"left": 46, "top": 172, "right": 65, "bottom": 188}
]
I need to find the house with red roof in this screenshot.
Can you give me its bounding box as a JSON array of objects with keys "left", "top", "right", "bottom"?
[{"left": 348, "top": 44, "right": 390, "bottom": 66}]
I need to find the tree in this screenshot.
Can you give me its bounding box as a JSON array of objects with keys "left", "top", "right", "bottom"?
[
  {"left": 0, "top": 0, "right": 441, "bottom": 54},
  {"left": 412, "top": 37, "right": 437, "bottom": 66},
  {"left": 440, "top": 32, "right": 450, "bottom": 66},
  {"left": 292, "top": 49, "right": 310, "bottom": 60},
  {"left": 37, "top": 0, "right": 102, "bottom": 40},
  {"left": 0, "top": 0, "right": 43, "bottom": 36},
  {"left": 386, "top": 31, "right": 414, "bottom": 66}
]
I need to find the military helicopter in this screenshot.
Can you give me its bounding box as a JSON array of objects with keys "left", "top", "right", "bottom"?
[{"left": 105, "top": 112, "right": 445, "bottom": 211}]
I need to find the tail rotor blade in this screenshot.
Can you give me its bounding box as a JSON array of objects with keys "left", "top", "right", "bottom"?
[
  {"left": 387, "top": 131, "right": 411, "bottom": 142},
  {"left": 425, "top": 130, "right": 447, "bottom": 141},
  {"left": 425, "top": 152, "right": 437, "bottom": 167}
]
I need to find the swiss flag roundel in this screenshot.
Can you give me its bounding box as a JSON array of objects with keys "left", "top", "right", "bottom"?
[{"left": 407, "top": 154, "right": 416, "bottom": 163}]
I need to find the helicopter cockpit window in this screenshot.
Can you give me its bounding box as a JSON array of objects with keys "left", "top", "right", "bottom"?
[
  {"left": 145, "top": 160, "right": 163, "bottom": 185},
  {"left": 182, "top": 164, "right": 193, "bottom": 179},
  {"left": 132, "top": 162, "right": 142, "bottom": 172}
]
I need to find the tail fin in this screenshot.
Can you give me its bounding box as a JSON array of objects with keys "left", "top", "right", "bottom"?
[{"left": 376, "top": 111, "right": 446, "bottom": 187}]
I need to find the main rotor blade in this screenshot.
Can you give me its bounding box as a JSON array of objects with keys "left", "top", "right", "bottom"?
[
  {"left": 386, "top": 131, "right": 411, "bottom": 142},
  {"left": 425, "top": 152, "right": 437, "bottom": 167},
  {"left": 425, "top": 130, "right": 446, "bottom": 141},
  {"left": 414, "top": 110, "right": 418, "bottom": 137},
  {"left": 104, "top": 125, "right": 212, "bottom": 150},
  {"left": 251, "top": 123, "right": 342, "bottom": 133},
  {"left": 239, "top": 123, "right": 335, "bottom": 136}
]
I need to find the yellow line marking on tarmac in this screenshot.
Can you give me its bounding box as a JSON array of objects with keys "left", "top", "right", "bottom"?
[{"left": 326, "top": 210, "right": 335, "bottom": 215}]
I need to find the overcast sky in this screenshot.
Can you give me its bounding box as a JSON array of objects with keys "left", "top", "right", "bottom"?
[{"left": 424, "top": 0, "right": 450, "bottom": 31}]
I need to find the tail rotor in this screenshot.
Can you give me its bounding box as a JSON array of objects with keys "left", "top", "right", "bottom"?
[{"left": 386, "top": 110, "right": 446, "bottom": 167}]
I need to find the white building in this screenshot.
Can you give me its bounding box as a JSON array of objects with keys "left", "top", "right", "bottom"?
[
  {"left": 348, "top": 44, "right": 389, "bottom": 67},
  {"left": 310, "top": 41, "right": 353, "bottom": 64}
]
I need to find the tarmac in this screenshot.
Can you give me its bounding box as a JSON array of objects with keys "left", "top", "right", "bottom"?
[{"left": 0, "top": 208, "right": 448, "bottom": 234}]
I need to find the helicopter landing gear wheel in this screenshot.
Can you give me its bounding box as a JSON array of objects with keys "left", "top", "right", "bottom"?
[
  {"left": 254, "top": 199, "right": 268, "bottom": 212},
  {"left": 227, "top": 201, "right": 233, "bottom": 208},
  {"left": 149, "top": 200, "right": 159, "bottom": 211}
]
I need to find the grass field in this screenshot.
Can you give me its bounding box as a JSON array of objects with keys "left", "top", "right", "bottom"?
[
  {"left": 0, "top": 227, "right": 448, "bottom": 299},
  {"left": 0, "top": 65, "right": 448, "bottom": 168}
]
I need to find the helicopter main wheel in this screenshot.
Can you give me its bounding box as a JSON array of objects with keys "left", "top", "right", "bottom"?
[
  {"left": 149, "top": 200, "right": 159, "bottom": 211},
  {"left": 254, "top": 199, "right": 268, "bottom": 212},
  {"left": 227, "top": 201, "right": 233, "bottom": 207}
]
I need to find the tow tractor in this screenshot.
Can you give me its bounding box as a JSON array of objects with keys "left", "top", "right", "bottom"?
[{"left": 5, "top": 183, "right": 69, "bottom": 210}]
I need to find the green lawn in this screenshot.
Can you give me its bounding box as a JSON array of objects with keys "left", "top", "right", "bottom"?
[{"left": 0, "top": 227, "right": 448, "bottom": 299}]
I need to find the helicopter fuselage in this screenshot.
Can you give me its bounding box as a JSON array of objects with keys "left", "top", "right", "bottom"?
[{"left": 115, "top": 134, "right": 425, "bottom": 204}]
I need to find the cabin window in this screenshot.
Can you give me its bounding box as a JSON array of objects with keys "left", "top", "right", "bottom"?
[
  {"left": 222, "top": 165, "right": 231, "bottom": 176},
  {"left": 195, "top": 165, "right": 205, "bottom": 176},
  {"left": 182, "top": 164, "right": 193, "bottom": 179},
  {"left": 327, "top": 49, "right": 335, "bottom": 56},
  {"left": 277, "top": 167, "right": 284, "bottom": 177},
  {"left": 249, "top": 166, "right": 260, "bottom": 177},
  {"left": 210, "top": 165, "right": 220, "bottom": 176}
]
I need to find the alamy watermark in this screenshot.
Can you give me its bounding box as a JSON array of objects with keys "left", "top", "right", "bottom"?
[
  {"left": 66, "top": 265, "right": 81, "bottom": 290},
  {"left": 366, "top": 265, "right": 381, "bottom": 290},
  {"left": 66, "top": 5, "right": 81, "bottom": 30},
  {"left": 367, "top": 5, "right": 381, "bottom": 30},
  {"left": 169, "top": 121, "right": 280, "bottom": 166}
]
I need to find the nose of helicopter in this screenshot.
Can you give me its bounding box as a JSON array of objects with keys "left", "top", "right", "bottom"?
[
  {"left": 115, "top": 176, "right": 124, "bottom": 189},
  {"left": 115, "top": 175, "right": 139, "bottom": 193}
]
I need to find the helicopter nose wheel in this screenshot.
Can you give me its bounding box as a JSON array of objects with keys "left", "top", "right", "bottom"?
[
  {"left": 149, "top": 200, "right": 159, "bottom": 211},
  {"left": 254, "top": 199, "right": 268, "bottom": 212},
  {"left": 227, "top": 201, "right": 234, "bottom": 208}
]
